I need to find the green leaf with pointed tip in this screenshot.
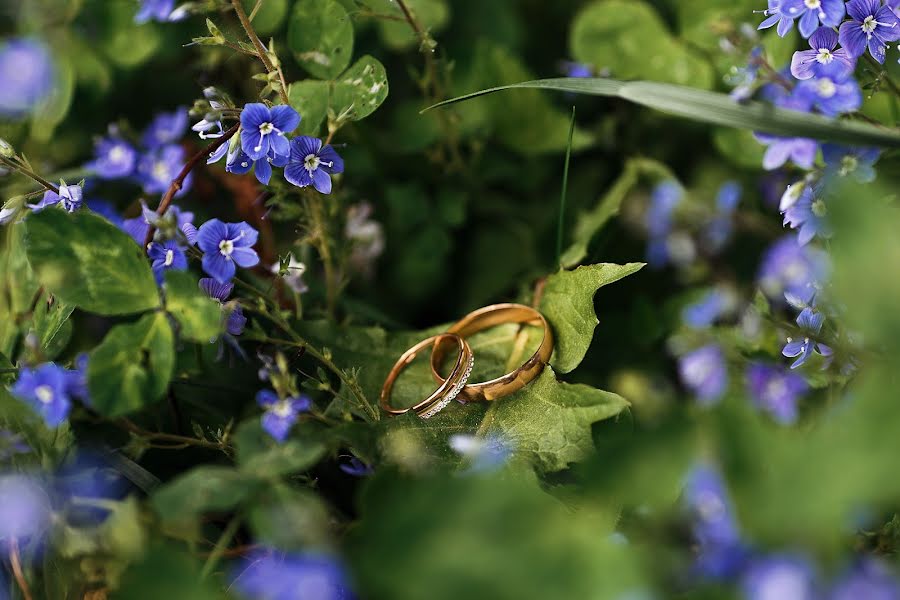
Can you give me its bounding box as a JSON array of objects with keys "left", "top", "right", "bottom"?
[
  {"left": 163, "top": 271, "right": 222, "bottom": 343},
  {"left": 330, "top": 55, "right": 390, "bottom": 121},
  {"left": 561, "top": 158, "right": 673, "bottom": 268},
  {"left": 87, "top": 312, "right": 174, "bottom": 417},
  {"left": 541, "top": 263, "right": 645, "bottom": 373},
  {"left": 287, "top": 0, "right": 353, "bottom": 80},
  {"left": 288, "top": 80, "right": 330, "bottom": 136},
  {"left": 25, "top": 210, "right": 159, "bottom": 316},
  {"left": 425, "top": 78, "right": 900, "bottom": 149}
]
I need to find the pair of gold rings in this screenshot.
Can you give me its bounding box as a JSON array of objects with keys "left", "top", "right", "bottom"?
[{"left": 379, "top": 303, "right": 554, "bottom": 419}]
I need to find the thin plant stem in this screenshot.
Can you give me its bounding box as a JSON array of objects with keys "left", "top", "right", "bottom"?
[
  {"left": 307, "top": 194, "right": 339, "bottom": 318},
  {"left": 247, "top": 0, "right": 265, "bottom": 21},
  {"left": 865, "top": 54, "right": 900, "bottom": 100},
  {"left": 9, "top": 539, "right": 33, "bottom": 600},
  {"left": 0, "top": 156, "right": 59, "bottom": 194},
  {"left": 117, "top": 418, "right": 230, "bottom": 454},
  {"left": 231, "top": 0, "right": 290, "bottom": 105},
  {"left": 144, "top": 123, "right": 239, "bottom": 247},
  {"left": 201, "top": 514, "right": 243, "bottom": 579},
  {"left": 556, "top": 106, "right": 576, "bottom": 266}
]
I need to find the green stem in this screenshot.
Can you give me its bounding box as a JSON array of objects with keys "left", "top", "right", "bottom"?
[
  {"left": 556, "top": 106, "right": 576, "bottom": 266},
  {"left": 0, "top": 156, "right": 59, "bottom": 194},
  {"left": 865, "top": 54, "right": 900, "bottom": 101},
  {"left": 231, "top": 0, "right": 290, "bottom": 105},
  {"left": 307, "top": 194, "right": 339, "bottom": 319},
  {"left": 201, "top": 514, "right": 243, "bottom": 580}
]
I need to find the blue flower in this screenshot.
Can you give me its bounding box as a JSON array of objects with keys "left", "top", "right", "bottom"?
[
  {"left": 840, "top": 0, "right": 900, "bottom": 63},
  {"left": 756, "top": 131, "right": 818, "bottom": 170},
  {"left": 682, "top": 289, "right": 735, "bottom": 329},
  {"left": 829, "top": 559, "right": 900, "bottom": 600},
  {"left": 199, "top": 278, "right": 246, "bottom": 336},
  {"left": 136, "top": 144, "right": 190, "bottom": 195},
  {"left": 10, "top": 363, "right": 73, "bottom": 427},
  {"left": 86, "top": 199, "right": 124, "bottom": 227},
  {"left": 729, "top": 47, "right": 765, "bottom": 101},
  {"left": 135, "top": 0, "right": 177, "bottom": 23},
  {"left": 339, "top": 456, "right": 374, "bottom": 477},
  {"left": 0, "top": 39, "right": 54, "bottom": 118},
  {"left": 782, "top": 307, "right": 834, "bottom": 369},
  {"left": 256, "top": 390, "right": 311, "bottom": 443},
  {"left": 644, "top": 181, "right": 683, "bottom": 268},
  {"left": 822, "top": 144, "right": 880, "bottom": 182},
  {"left": 781, "top": 0, "right": 846, "bottom": 38},
  {"left": 742, "top": 555, "right": 818, "bottom": 600},
  {"left": 758, "top": 0, "right": 798, "bottom": 37},
  {"left": 449, "top": 434, "right": 512, "bottom": 473},
  {"left": 210, "top": 145, "right": 289, "bottom": 186},
  {"left": 795, "top": 75, "right": 863, "bottom": 117},
  {"left": 232, "top": 550, "right": 351, "bottom": 600},
  {"left": 28, "top": 183, "right": 83, "bottom": 213},
  {"left": 197, "top": 219, "right": 260, "bottom": 283},
  {"left": 239, "top": 103, "right": 300, "bottom": 161},
  {"left": 791, "top": 27, "right": 857, "bottom": 81},
  {"left": 86, "top": 131, "right": 138, "bottom": 179},
  {"left": 122, "top": 201, "right": 194, "bottom": 245},
  {"left": 746, "top": 362, "right": 808, "bottom": 424},
  {"left": 560, "top": 60, "right": 593, "bottom": 78},
  {"left": 678, "top": 345, "right": 728, "bottom": 405},
  {"left": 781, "top": 184, "right": 831, "bottom": 245},
  {"left": 284, "top": 136, "right": 345, "bottom": 194},
  {"left": 148, "top": 239, "right": 188, "bottom": 284},
  {"left": 142, "top": 107, "right": 189, "bottom": 149},
  {"left": 758, "top": 235, "right": 830, "bottom": 302},
  {"left": 0, "top": 474, "right": 51, "bottom": 545},
  {"left": 704, "top": 181, "right": 741, "bottom": 251}
]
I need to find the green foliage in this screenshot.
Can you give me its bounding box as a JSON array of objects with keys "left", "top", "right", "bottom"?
[
  {"left": 163, "top": 270, "right": 223, "bottom": 343},
  {"left": 366, "top": 0, "right": 450, "bottom": 50},
  {"left": 113, "top": 545, "right": 226, "bottom": 600},
  {"left": 87, "top": 312, "right": 174, "bottom": 416},
  {"left": 571, "top": 0, "right": 714, "bottom": 89},
  {"left": 287, "top": 0, "right": 354, "bottom": 80},
  {"left": 24, "top": 210, "right": 160, "bottom": 316},
  {"left": 234, "top": 419, "right": 328, "bottom": 478}
]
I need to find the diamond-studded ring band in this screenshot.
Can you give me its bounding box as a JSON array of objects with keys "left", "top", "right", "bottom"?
[
  {"left": 380, "top": 333, "right": 474, "bottom": 420},
  {"left": 430, "top": 303, "right": 553, "bottom": 403}
]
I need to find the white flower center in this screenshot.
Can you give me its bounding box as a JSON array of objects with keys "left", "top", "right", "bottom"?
[
  {"left": 259, "top": 122, "right": 274, "bottom": 135},
  {"left": 840, "top": 155, "right": 859, "bottom": 176},
  {"left": 304, "top": 153, "right": 320, "bottom": 171},
  {"left": 35, "top": 385, "right": 54, "bottom": 404},
  {"left": 164, "top": 249, "right": 175, "bottom": 266},
  {"left": 817, "top": 78, "right": 837, "bottom": 98},
  {"left": 811, "top": 199, "right": 828, "bottom": 218},
  {"left": 109, "top": 145, "right": 127, "bottom": 163},
  {"left": 815, "top": 48, "right": 833, "bottom": 64},
  {"left": 219, "top": 239, "right": 234, "bottom": 256},
  {"left": 863, "top": 15, "right": 878, "bottom": 34},
  {"left": 152, "top": 161, "right": 169, "bottom": 181},
  {"left": 271, "top": 400, "right": 293, "bottom": 418},
  {"left": 764, "top": 378, "right": 788, "bottom": 400},
  {"left": 804, "top": 0, "right": 821, "bottom": 9}
]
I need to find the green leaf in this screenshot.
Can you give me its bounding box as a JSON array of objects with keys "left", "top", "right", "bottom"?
[
  {"left": 425, "top": 78, "right": 900, "bottom": 148},
  {"left": 242, "top": 0, "right": 288, "bottom": 36},
  {"left": 31, "top": 294, "right": 74, "bottom": 360},
  {"left": 24, "top": 210, "right": 159, "bottom": 316},
  {"left": 151, "top": 466, "right": 259, "bottom": 523},
  {"left": 288, "top": 80, "right": 330, "bottom": 136},
  {"left": 248, "top": 485, "right": 332, "bottom": 550},
  {"left": 163, "top": 271, "right": 222, "bottom": 343},
  {"left": 234, "top": 419, "right": 328, "bottom": 478},
  {"left": 114, "top": 544, "right": 226, "bottom": 600},
  {"left": 561, "top": 158, "right": 673, "bottom": 268},
  {"left": 571, "top": 0, "right": 713, "bottom": 89},
  {"left": 87, "top": 312, "right": 174, "bottom": 417},
  {"left": 330, "top": 55, "right": 390, "bottom": 121},
  {"left": 540, "top": 263, "right": 646, "bottom": 373},
  {"left": 287, "top": 0, "right": 353, "bottom": 80}
]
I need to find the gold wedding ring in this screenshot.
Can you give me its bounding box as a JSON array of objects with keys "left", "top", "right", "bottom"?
[
  {"left": 379, "top": 333, "right": 474, "bottom": 419},
  {"left": 430, "top": 303, "right": 553, "bottom": 402}
]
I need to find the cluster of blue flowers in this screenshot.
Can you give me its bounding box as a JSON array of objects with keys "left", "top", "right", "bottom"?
[
  {"left": 684, "top": 464, "right": 900, "bottom": 598},
  {"left": 10, "top": 356, "right": 88, "bottom": 428}
]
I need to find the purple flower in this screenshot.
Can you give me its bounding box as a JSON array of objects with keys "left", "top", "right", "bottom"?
[
  {"left": 122, "top": 201, "right": 194, "bottom": 245},
  {"left": 136, "top": 144, "right": 190, "bottom": 195},
  {"left": 148, "top": 239, "right": 188, "bottom": 284},
  {"left": 746, "top": 363, "right": 808, "bottom": 424},
  {"left": 197, "top": 219, "right": 260, "bottom": 284},
  {"left": 840, "top": 0, "right": 900, "bottom": 63},
  {"left": 678, "top": 345, "right": 728, "bottom": 405},
  {"left": 560, "top": 60, "right": 593, "bottom": 78},
  {"left": 339, "top": 456, "right": 374, "bottom": 477},
  {"left": 65, "top": 353, "right": 91, "bottom": 406},
  {"left": 795, "top": 75, "right": 862, "bottom": 116},
  {"left": 11, "top": 363, "right": 73, "bottom": 427},
  {"left": 829, "top": 559, "right": 900, "bottom": 600},
  {"left": 644, "top": 181, "right": 683, "bottom": 268},
  {"left": 758, "top": 0, "right": 799, "bottom": 37},
  {"left": 232, "top": 550, "right": 350, "bottom": 600},
  {"left": 822, "top": 144, "right": 880, "bottom": 182},
  {"left": 86, "top": 131, "right": 138, "bottom": 179},
  {"left": 135, "top": 0, "right": 177, "bottom": 23},
  {"left": 792, "top": 27, "right": 857, "bottom": 81},
  {"left": 783, "top": 307, "right": 834, "bottom": 368},
  {"left": 781, "top": 0, "right": 847, "bottom": 38},
  {"left": 449, "top": 434, "right": 512, "bottom": 473},
  {"left": 742, "top": 555, "right": 818, "bottom": 600},
  {"left": 239, "top": 103, "right": 300, "bottom": 161},
  {"left": 704, "top": 181, "right": 741, "bottom": 251},
  {"left": 781, "top": 184, "right": 831, "bottom": 245},
  {"left": 199, "top": 278, "right": 246, "bottom": 336},
  {"left": 0, "top": 39, "right": 54, "bottom": 117},
  {"left": 256, "top": 390, "right": 312, "bottom": 443},
  {"left": 212, "top": 145, "right": 289, "bottom": 186},
  {"left": 0, "top": 474, "right": 51, "bottom": 544},
  {"left": 28, "top": 183, "right": 83, "bottom": 213},
  {"left": 756, "top": 132, "right": 819, "bottom": 170},
  {"left": 142, "top": 108, "right": 189, "bottom": 149},
  {"left": 284, "top": 136, "right": 345, "bottom": 194},
  {"left": 683, "top": 289, "right": 734, "bottom": 329},
  {"left": 758, "top": 236, "right": 830, "bottom": 302}
]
